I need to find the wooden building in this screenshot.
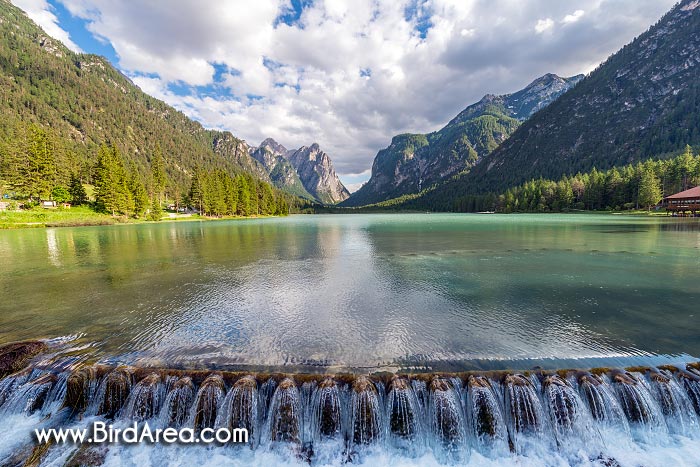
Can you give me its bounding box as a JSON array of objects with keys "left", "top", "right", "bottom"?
[{"left": 664, "top": 186, "right": 700, "bottom": 216}]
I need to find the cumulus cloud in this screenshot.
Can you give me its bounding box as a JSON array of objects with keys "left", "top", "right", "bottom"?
[
  {"left": 535, "top": 18, "right": 554, "bottom": 34},
  {"left": 14, "top": 0, "right": 676, "bottom": 182},
  {"left": 13, "top": 0, "right": 82, "bottom": 52},
  {"left": 562, "top": 10, "right": 585, "bottom": 24}
]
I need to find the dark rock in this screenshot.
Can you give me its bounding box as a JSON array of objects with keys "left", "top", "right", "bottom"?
[{"left": 0, "top": 341, "right": 48, "bottom": 378}]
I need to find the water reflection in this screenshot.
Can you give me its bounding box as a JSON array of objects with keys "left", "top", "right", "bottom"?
[{"left": 0, "top": 214, "right": 698, "bottom": 371}]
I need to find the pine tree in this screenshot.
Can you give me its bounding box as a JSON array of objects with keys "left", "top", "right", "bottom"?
[
  {"left": 93, "top": 144, "right": 133, "bottom": 216},
  {"left": 26, "top": 125, "right": 56, "bottom": 200},
  {"left": 130, "top": 173, "right": 149, "bottom": 218},
  {"left": 2, "top": 125, "right": 57, "bottom": 201},
  {"left": 93, "top": 144, "right": 117, "bottom": 214},
  {"left": 637, "top": 164, "right": 662, "bottom": 211},
  {"left": 189, "top": 167, "right": 204, "bottom": 214},
  {"left": 148, "top": 198, "right": 162, "bottom": 221},
  {"left": 151, "top": 143, "right": 166, "bottom": 208},
  {"left": 68, "top": 174, "right": 87, "bottom": 205}
]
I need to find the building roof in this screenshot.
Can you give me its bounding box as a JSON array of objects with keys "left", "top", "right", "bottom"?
[{"left": 665, "top": 186, "right": 700, "bottom": 199}]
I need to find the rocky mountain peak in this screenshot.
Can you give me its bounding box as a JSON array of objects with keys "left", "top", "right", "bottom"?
[
  {"left": 287, "top": 144, "right": 350, "bottom": 204},
  {"left": 344, "top": 72, "right": 581, "bottom": 207},
  {"left": 249, "top": 138, "right": 349, "bottom": 204},
  {"left": 408, "top": 0, "right": 700, "bottom": 207},
  {"left": 259, "top": 137, "right": 288, "bottom": 156}
]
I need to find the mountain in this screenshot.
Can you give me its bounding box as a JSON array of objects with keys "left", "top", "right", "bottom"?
[
  {"left": 0, "top": 0, "right": 277, "bottom": 196},
  {"left": 409, "top": 0, "right": 700, "bottom": 210},
  {"left": 342, "top": 73, "right": 582, "bottom": 207},
  {"left": 284, "top": 143, "right": 350, "bottom": 204},
  {"left": 250, "top": 138, "right": 314, "bottom": 200}
]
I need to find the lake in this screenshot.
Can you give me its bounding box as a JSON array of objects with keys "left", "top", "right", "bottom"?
[{"left": 1, "top": 213, "right": 698, "bottom": 372}]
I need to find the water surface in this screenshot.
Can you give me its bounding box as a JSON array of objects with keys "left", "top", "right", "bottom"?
[{"left": 1, "top": 214, "right": 698, "bottom": 371}]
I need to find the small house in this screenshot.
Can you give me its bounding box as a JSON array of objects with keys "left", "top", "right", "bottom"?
[
  {"left": 41, "top": 200, "right": 57, "bottom": 209},
  {"left": 664, "top": 186, "right": 700, "bottom": 216}
]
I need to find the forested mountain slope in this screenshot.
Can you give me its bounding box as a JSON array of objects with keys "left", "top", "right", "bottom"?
[
  {"left": 343, "top": 73, "right": 582, "bottom": 207},
  {"left": 0, "top": 0, "right": 271, "bottom": 197},
  {"left": 410, "top": 0, "right": 700, "bottom": 210}
]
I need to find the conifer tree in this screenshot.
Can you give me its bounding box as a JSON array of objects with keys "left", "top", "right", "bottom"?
[
  {"left": 151, "top": 143, "right": 166, "bottom": 207},
  {"left": 189, "top": 166, "right": 204, "bottom": 214},
  {"left": 93, "top": 144, "right": 133, "bottom": 216},
  {"left": 130, "top": 174, "right": 149, "bottom": 218},
  {"left": 638, "top": 163, "right": 662, "bottom": 211},
  {"left": 2, "top": 125, "right": 56, "bottom": 201},
  {"left": 68, "top": 174, "right": 87, "bottom": 205},
  {"left": 148, "top": 198, "right": 162, "bottom": 221}
]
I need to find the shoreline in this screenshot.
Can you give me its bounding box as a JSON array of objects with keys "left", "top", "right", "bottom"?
[
  {"left": 0, "top": 208, "right": 688, "bottom": 230},
  {"left": 0, "top": 210, "right": 280, "bottom": 231}
]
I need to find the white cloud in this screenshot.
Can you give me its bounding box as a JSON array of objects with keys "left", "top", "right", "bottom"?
[
  {"left": 562, "top": 10, "right": 585, "bottom": 24},
  {"left": 345, "top": 182, "right": 365, "bottom": 193},
  {"left": 12, "top": 0, "right": 82, "bottom": 52},
  {"left": 535, "top": 17, "right": 554, "bottom": 34},
  {"left": 13, "top": 0, "right": 678, "bottom": 185}
]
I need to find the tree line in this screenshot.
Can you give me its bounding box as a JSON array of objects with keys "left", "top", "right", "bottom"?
[
  {"left": 450, "top": 146, "right": 700, "bottom": 213},
  {"left": 0, "top": 123, "right": 293, "bottom": 218},
  {"left": 188, "top": 167, "right": 289, "bottom": 217}
]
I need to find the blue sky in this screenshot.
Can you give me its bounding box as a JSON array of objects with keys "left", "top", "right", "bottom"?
[{"left": 13, "top": 0, "right": 676, "bottom": 191}]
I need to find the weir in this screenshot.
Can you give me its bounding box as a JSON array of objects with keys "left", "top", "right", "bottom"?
[{"left": 0, "top": 343, "right": 699, "bottom": 466}]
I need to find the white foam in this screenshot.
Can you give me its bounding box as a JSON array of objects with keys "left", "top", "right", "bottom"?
[{"left": 91, "top": 429, "right": 700, "bottom": 467}]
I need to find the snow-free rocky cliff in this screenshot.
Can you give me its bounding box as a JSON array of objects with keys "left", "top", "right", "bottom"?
[{"left": 251, "top": 138, "right": 349, "bottom": 204}]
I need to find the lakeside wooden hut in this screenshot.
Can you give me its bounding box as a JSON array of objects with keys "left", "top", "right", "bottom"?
[{"left": 664, "top": 186, "right": 700, "bottom": 216}]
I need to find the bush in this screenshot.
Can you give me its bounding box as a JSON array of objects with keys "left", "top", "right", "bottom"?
[{"left": 51, "top": 186, "right": 71, "bottom": 203}]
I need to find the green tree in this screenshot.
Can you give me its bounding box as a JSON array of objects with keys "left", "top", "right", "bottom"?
[
  {"left": 68, "top": 174, "right": 87, "bottom": 205},
  {"left": 50, "top": 185, "right": 70, "bottom": 203},
  {"left": 93, "top": 144, "right": 133, "bottom": 216},
  {"left": 637, "top": 164, "right": 663, "bottom": 211},
  {"left": 2, "top": 125, "right": 57, "bottom": 200},
  {"left": 130, "top": 174, "right": 149, "bottom": 218},
  {"left": 151, "top": 143, "right": 166, "bottom": 207},
  {"left": 148, "top": 198, "right": 162, "bottom": 221}
]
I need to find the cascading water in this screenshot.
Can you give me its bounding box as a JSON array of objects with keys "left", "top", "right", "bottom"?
[
  {"left": 348, "top": 376, "right": 383, "bottom": 447},
  {"left": 122, "top": 372, "right": 165, "bottom": 421},
  {"left": 65, "top": 366, "right": 101, "bottom": 415},
  {"left": 93, "top": 367, "right": 132, "bottom": 418},
  {"left": 385, "top": 376, "right": 423, "bottom": 453},
  {"left": 464, "top": 375, "right": 508, "bottom": 453},
  {"left": 679, "top": 369, "right": 700, "bottom": 416},
  {"left": 215, "top": 375, "right": 259, "bottom": 446},
  {"left": 2, "top": 359, "right": 700, "bottom": 467},
  {"left": 189, "top": 373, "right": 225, "bottom": 431},
  {"left": 541, "top": 375, "right": 595, "bottom": 447},
  {"left": 578, "top": 373, "right": 629, "bottom": 432},
  {"left": 503, "top": 373, "right": 545, "bottom": 451},
  {"left": 161, "top": 376, "right": 194, "bottom": 428},
  {"left": 427, "top": 376, "right": 468, "bottom": 461},
  {"left": 266, "top": 377, "right": 302, "bottom": 446},
  {"left": 0, "top": 372, "right": 56, "bottom": 416},
  {"left": 611, "top": 371, "right": 667, "bottom": 433},
  {"left": 648, "top": 369, "right": 700, "bottom": 435},
  {"left": 309, "top": 377, "right": 343, "bottom": 442}
]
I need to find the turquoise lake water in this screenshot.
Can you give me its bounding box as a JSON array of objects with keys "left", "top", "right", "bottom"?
[{"left": 1, "top": 213, "right": 698, "bottom": 371}]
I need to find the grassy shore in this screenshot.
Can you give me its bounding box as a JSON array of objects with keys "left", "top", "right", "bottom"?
[
  {"left": 0, "top": 206, "right": 280, "bottom": 229},
  {"left": 0, "top": 206, "right": 118, "bottom": 228}
]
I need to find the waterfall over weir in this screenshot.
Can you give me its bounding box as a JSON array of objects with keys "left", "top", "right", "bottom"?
[{"left": 1, "top": 359, "right": 700, "bottom": 466}]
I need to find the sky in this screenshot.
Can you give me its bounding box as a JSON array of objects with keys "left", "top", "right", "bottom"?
[{"left": 13, "top": 0, "right": 675, "bottom": 192}]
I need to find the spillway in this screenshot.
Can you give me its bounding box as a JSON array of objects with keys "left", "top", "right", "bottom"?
[{"left": 0, "top": 342, "right": 699, "bottom": 466}]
